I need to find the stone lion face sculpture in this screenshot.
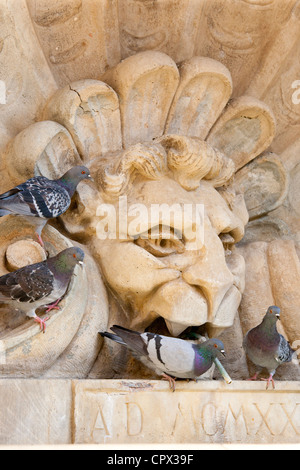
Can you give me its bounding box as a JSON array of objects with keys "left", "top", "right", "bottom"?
[
  {"left": 94, "top": 136, "right": 248, "bottom": 336},
  {"left": 0, "top": 51, "right": 279, "bottom": 376}
]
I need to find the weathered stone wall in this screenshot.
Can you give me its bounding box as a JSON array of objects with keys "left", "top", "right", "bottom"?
[{"left": 0, "top": 0, "right": 300, "bottom": 445}]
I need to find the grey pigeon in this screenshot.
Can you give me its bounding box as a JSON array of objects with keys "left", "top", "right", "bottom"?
[
  {"left": 0, "top": 247, "right": 85, "bottom": 332},
  {"left": 243, "top": 306, "right": 295, "bottom": 389},
  {"left": 0, "top": 166, "right": 92, "bottom": 246},
  {"left": 100, "top": 325, "right": 226, "bottom": 391}
]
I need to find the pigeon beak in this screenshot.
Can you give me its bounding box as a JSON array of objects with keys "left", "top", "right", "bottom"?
[
  {"left": 221, "top": 350, "right": 226, "bottom": 357},
  {"left": 78, "top": 261, "right": 84, "bottom": 267},
  {"left": 276, "top": 313, "right": 281, "bottom": 320}
]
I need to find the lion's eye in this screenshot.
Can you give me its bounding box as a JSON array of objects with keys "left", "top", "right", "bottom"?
[{"left": 135, "top": 226, "right": 185, "bottom": 257}]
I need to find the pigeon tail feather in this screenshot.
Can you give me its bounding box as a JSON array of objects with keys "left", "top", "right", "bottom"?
[
  {"left": 110, "top": 325, "right": 149, "bottom": 357},
  {"left": 111, "top": 325, "right": 141, "bottom": 335},
  {"left": 100, "top": 331, "right": 126, "bottom": 346},
  {"left": 0, "top": 187, "right": 20, "bottom": 199}
]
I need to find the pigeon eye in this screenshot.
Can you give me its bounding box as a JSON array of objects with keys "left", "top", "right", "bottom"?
[
  {"left": 270, "top": 309, "right": 273, "bottom": 314},
  {"left": 214, "top": 344, "right": 218, "bottom": 348},
  {"left": 81, "top": 171, "right": 86, "bottom": 175},
  {"left": 73, "top": 254, "right": 77, "bottom": 258}
]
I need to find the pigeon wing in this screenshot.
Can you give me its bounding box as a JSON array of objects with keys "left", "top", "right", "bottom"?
[
  {"left": 20, "top": 187, "right": 71, "bottom": 218},
  {"left": 0, "top": 177, "right": 71, "bottom": 219},
  {"left": 0, "top": 263, "right": 54, "bottom": 303},
  {"left": 140, "top": 333, "right": 196, "bottom": 375},
  {"left": 276, "top": 335, "right": 294, "bottom": 364}
]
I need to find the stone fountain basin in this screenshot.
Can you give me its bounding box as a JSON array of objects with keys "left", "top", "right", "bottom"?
[{"left": 0, "top": 216, "right": 88, "bottom": 377}]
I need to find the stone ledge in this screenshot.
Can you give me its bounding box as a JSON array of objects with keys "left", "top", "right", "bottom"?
[{"left": 0, "top": 379, "right": 299, "bottom": 445}]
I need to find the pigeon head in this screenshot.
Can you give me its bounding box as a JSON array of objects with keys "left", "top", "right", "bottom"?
[
  {"left": 266, "top": 305, "right": 281, "bottom": 321},
  {"left": 199, "top": 338, "right": 226, "bottom": 358},
  {"left": 52, "top": 247, "right": 85, "bottom": 273},
  {"left": 59, "top": 166, "right": 92, "bottom": 195}
]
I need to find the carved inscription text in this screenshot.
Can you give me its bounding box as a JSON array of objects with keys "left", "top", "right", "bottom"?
[{"left": 73, "top": 381, "right": 300, "bottom": 444}]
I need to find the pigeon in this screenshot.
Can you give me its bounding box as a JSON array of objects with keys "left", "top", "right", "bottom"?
[
  {"left": 100, "top": 325, "right": 226, "bottom": 391},
  {"left": 243, "top": 306, "right": 295, "bottom": 389},
  {"left": 0, "top": 166, "right": 92, "bottom": 246},
  {"left": 0, "top": 247, "right": 85, "bottom": 332}
]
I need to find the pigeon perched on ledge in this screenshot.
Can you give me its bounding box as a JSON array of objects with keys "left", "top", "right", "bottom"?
[
  {"left": 0, "top": 166, "right": 92, "bottom": 247},
  {"left": 100, "top": 325, "right": 226, "bottom": 391},
  {"left": 0, "top": 247, "right": 85, "bottom": 332},
  {"left": 243, "top": 306, "right": 295, "bottom": 389}
]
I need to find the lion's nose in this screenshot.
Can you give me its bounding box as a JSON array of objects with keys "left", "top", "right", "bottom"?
[{"left": 182, "top": 247, "right": 234, "bottom": 321}]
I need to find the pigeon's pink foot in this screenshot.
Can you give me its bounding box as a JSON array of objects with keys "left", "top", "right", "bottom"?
[
  {"left": 162, "top": 373, "right": 176, "bottom": 392},
  {"left": 34, "top": 315, "right": 50, "bottom": 333},
  {"left": 261, "top": 375, "right": 275, "bottom": 390},
  {"left": 247, "top": 373, "right": 259, "bottom": 382},
  {"left": 35, "top": 233, "right": 45, "bottom": 248},
  {"left": 45, "top": 298, "right": 61, "bottom": 313}
]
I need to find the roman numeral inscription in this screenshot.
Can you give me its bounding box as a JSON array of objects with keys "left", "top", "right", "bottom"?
[{"left": 73, "top": 381, "right": 300, "bottom": 444}]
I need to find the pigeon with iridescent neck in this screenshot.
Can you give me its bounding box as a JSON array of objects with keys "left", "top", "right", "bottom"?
[
  {"left": 0, "top": 166, "right": 92, "bottom": 247},
  {"left": 0, "top": 247, "right": 85, "bottom": 332},
  {"left": 100, "top": 325, "right": 226, "bottom": 391},
  {"left": 243, "top": 306, "right": 295, "bottom": 389}
]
